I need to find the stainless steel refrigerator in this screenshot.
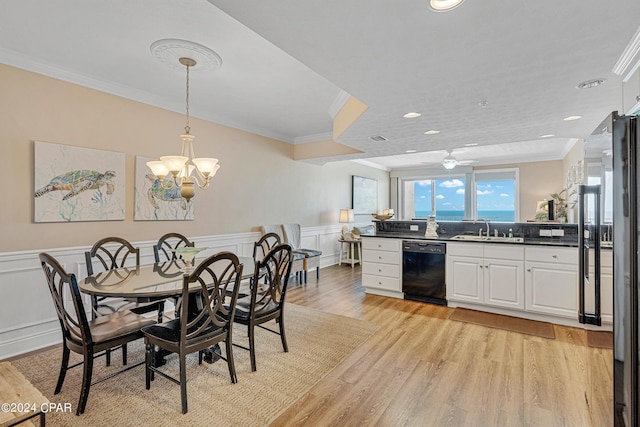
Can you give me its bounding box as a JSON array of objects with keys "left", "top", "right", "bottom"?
[{"left": 612, "top": 111, "right": 639, "bottom": 426}]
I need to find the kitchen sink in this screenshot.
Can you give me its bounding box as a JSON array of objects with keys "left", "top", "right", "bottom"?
[{"left": 450, "top": 234, "right": 524, "bottom": 243}]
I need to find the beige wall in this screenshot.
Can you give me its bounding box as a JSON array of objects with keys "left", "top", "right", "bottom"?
[
  {"left": 0, "top": 64, "right": 389, "bottom": 252},
  {"left": 475, "top": 160, "right": 565, "bottom": 221}
]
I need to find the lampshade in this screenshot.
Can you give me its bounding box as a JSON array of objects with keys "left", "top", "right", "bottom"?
[
  {"left": 192, "top": 158, "right": 220, "bottom": 176},
  {"left": 160, "top": 155, "right": 188, "bottom": 174},
  {"left": 339, "top": 208, "right": 354, "bottom": 223},
  {"left": 146, "top": 160, "right": 169, "bottom": 177}
]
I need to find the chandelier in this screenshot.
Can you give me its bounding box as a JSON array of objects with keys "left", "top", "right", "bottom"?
[{"left": 146, "top": 57, "right": 220, "bottom": 202}]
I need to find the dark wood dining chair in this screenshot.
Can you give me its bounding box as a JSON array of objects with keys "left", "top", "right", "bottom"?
[
  {"left": 153, "top": 232, "right": 194, "bottom": 263},
  {"left": 39, "top": 252, "right": 155, "bottom": 415},
  {"left": 259, "top": 226, "right": 306, "bottom": 283},
  {"left": 85, "top": 236, "right": 164, "bottom": 364},
  {"left": 142, "top": 251, "right": 243, "bottom": 414},
  {"left": 233, "top": 244, "right": 293, "bottom": 371},
  {"left": 252, "top": 232, "right": 281, "bottom": 262}
]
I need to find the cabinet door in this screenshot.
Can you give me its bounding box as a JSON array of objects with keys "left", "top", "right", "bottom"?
[
  {"left": 446, "top": 255, "right": 483, "bottom": 303},
  {"left": 525, "top": 261, "right": 578, "bottom": 318},
  {"left": 484, "top": 259, "right": 524, "bottom": 309}
]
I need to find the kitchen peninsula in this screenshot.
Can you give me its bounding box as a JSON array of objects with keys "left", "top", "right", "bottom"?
[{"left": 360, "top": 220, "right": 612, "bottom": 330}]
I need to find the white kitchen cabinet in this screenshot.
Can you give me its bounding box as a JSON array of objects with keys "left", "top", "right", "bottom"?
[
  {"left": 525, "top": 246, "right": 578, "bottom": 318},
  {"left": 361, "top": 237, "right": 402, "bottom": 298},
  {"left": 447, "top": 243, "right": 525, "bottom": 310}
]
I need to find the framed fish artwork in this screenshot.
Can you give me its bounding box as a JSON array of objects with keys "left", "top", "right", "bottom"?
[
  {"left": 134, "top": 156, "right": 194, "bottom": 221},
  {"left": 34, "top": 141, "right": 125, "bottom": 222}
]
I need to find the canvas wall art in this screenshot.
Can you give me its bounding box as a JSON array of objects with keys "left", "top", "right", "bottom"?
[
  {"left": 34, "top": 141, "right": 125, "bottom": 222},
  {"left": 352, "top": 175, "right": 378, "bottom": 216},
  {"left": 134, "top": 156, "right": 194, "bottom": 221}
]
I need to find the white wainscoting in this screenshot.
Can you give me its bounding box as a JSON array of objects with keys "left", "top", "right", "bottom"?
[{"left": 0, "top": 224, "right": 348, "bottom": 360}]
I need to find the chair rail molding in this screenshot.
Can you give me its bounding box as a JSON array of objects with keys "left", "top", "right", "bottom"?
[{"left": 0, "top": 225, "right": 346, "bottom": 359}]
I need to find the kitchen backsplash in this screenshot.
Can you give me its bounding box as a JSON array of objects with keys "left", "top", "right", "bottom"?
[{"left": 373, "top": 220, "right": 611, "bottom": 244}]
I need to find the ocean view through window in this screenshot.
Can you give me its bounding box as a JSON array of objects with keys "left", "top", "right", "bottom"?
[{"left": 399, "top": 168, "right": 518, "bottom": 222}]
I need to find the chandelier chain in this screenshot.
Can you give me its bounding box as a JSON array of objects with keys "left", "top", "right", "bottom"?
[{"left": 185, "top": 62, "right": 190, "bottom": 134}]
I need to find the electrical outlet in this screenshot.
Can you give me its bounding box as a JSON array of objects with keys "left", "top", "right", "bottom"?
[
  {"left": 539, "top": 229, "right": 552, "bottom": 237},
  {"left": 410, "top": 225, "right": 419, "bottom": 231},
  {"left": 551, "top": 229, "right": 565, "bottom": 237}
]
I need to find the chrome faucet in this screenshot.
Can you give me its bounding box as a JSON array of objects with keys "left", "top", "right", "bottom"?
[{"left": 474, "top": 218, "right": 490, "bottom": 237}]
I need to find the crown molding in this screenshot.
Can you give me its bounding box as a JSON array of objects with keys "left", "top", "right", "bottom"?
[
  {"left": 327, "top": 90, "right": 352, "bottom": 119},
  {"left": 613, "top": 26, "right": 640, "bottom": 82},
  {"left": 293, "top": 132, "right": 333, "bottom": 144}
]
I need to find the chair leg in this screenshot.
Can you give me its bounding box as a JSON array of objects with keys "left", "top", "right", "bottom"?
[
  {"left": 77, "top": 350, "right": 94, "bottom": 415},
  {"left": 316, "top": 266, "right": 320, "bottom": 280},
  {"left": 249, "top": 323, "right": 257, "bottom": 372},
  {"left": 179, "top": 353, "right": 188, "bottom": 414},
  {"left": 122, "top": 343, "right": 128, "bottom": 366},
  {"left": 145, "top": 342, "right": 153, "bottom": 389},
  {"left": 279, "top": 314, "right": 288, "bottom": 353},
  {"left": 54, "top": 344, "right": 70, "bottom": 394},
  {"left": 157, "top": 301, "right": 165, "bottom": 323},
  {"left": 226, "top": 337, "right": 238, "bottom": 384}
]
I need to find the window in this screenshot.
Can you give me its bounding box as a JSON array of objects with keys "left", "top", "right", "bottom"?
[
  {"left": 402, "top": 176, "right": 466, "bottom": 220},
  {"left": 472, "top": 169, "right": 518, "bottom": 222}
]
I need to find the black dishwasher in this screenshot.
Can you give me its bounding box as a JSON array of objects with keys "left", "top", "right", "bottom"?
[{"left": 402, "top": 241, "right": 447, "bottom": 305}]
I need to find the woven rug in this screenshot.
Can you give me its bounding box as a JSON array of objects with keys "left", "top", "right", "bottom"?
[
  {"left": 11, "top": 304, "right": 379, "bottom": 426},
  {"left": 449, "top": 308, "right": 556, "bottom": 339}
]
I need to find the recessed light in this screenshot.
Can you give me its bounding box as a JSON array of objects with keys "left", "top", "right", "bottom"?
[
  {"left": 540, "top": 134, "right": 555, "bottom": 138},
  {"left": 577, "top": 78, "right": 605, "bottom": 89},
  {"left": 563, "top": 115, "right": 583, "bottom": 121},
  {"left": 403, "top": 112, "right": 422, "bottom": 118},
  {"left": 478, "top": 100, "right": 489, "bottom": 108},
  {"left": 424, "top": 130, "right": 440, "bottom": 135},
  {"left": 429, "top": 0, "right": 465, "bottom": 12},
  {"left": 406, "top": 149, "right": 417, "bottom": 153},
  {"left": 464, "top": 143, "right": 478, "bottom": 147}
]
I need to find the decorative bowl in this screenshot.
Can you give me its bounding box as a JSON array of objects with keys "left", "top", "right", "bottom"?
[
  {"left": 174, "top": 247, "right": 208, "bottom": 272},
  {"left": 372, "top": 213, "right": 394, "bottom": 221}
]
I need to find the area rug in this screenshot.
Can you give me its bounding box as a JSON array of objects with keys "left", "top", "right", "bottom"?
[
  {"left": 587, "top": 330, "right": 614, "bottom": 349},
  {"left": 11, "top": 304, "right": 379, "bottom": 426},
  {"left": 449, "top": 308, "right": 556, "bottom": 339}
]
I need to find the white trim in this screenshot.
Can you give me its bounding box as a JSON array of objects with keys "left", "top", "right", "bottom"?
[
  {"left": 327, "top": 90, "right": 352, "bottom": 119},
  {"left": 293, "top": 132, "right": 333, "bottom": 144},
  {"left": 613, "top": 26, "right": 640, "bottom": 81}
]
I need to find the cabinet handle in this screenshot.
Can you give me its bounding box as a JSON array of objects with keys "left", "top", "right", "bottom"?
[
  {"left": 379, "top": 256, "right": 382, "bottom": 260},
  {"left": 378, "top": 269, "right": 382, "bottom": 272},
  {"left": 480, "top": 265, "right": 484, "bottom": 269},
  {"left": 527, "top": 268, "right": 531, "bottom": 272},
  {"left": 552, "top": 255, "right": 558, "bottom": 259}
]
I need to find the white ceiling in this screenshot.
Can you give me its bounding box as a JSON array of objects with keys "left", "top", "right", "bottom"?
[{"left": 1, "top": 1, "right": 639, "bottom": 170}]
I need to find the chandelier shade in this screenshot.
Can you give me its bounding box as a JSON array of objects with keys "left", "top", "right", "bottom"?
[{"left": 146, "top": 55, "right": 220, "bottom": 202}]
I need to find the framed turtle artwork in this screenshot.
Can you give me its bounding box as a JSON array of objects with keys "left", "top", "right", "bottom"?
[
  {"left": 34, "top": 141, "right": 126, "bottom": 222},
  {"left": 134, "top": 156, "right": 194, "bottom": 221}
]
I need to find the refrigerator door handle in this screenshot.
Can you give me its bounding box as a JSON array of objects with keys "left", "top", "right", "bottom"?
[{"left": 578, "top": 184, "right": 602, "bottom": 326}]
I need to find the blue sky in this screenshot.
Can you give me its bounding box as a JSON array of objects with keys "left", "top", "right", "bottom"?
[{"left": 414, "top": 179, "right": 515, "bottom": 212}]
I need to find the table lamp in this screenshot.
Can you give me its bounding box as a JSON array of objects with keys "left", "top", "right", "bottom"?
[{"left": 339, "top": 208, "right": 355, "bottom": 236}]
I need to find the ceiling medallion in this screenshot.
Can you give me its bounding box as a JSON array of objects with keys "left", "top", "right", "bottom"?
[{"left": 150, "top": 39, "right": 222, "bottom": 72}]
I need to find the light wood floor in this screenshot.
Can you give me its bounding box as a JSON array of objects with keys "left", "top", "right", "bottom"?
[{"left": 274, "top": 265, "right": 613, "bottom": 427}]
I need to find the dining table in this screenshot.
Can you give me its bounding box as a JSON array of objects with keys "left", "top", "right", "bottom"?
[{"left": 80, "top": 255, "right": 255, "bottom": 365}]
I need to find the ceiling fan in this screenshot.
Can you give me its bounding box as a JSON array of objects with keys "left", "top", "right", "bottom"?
[{"left": 441, "top": 150, "right": 475, "bottom": 169}]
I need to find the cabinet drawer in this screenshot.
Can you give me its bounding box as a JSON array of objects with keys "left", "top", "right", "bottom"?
[
  {"left": 362, "top": 249, "right": 399, "bottom": 264},
  {"left": 525, "top": 246, "right": 577, "bottom": 264},
  {"left": 362, "top": 263, "right": 400, "bottom": 278},
  {"left": 484, "top": 244, "right": 524, "bottom": 261},
  {"left": 446, "top": 242, "right": 483, "bottom": 258},
  {"left": 362, "top": 237, "right": 400, "bottom": 252},
  {"left": 362, "top": 274, "right": 401, "bottom": 292}
]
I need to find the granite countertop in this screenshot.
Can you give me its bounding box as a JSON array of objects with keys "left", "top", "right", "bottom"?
[{"left": 359, "top": 232, "right": 581, "bottom": 248}]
